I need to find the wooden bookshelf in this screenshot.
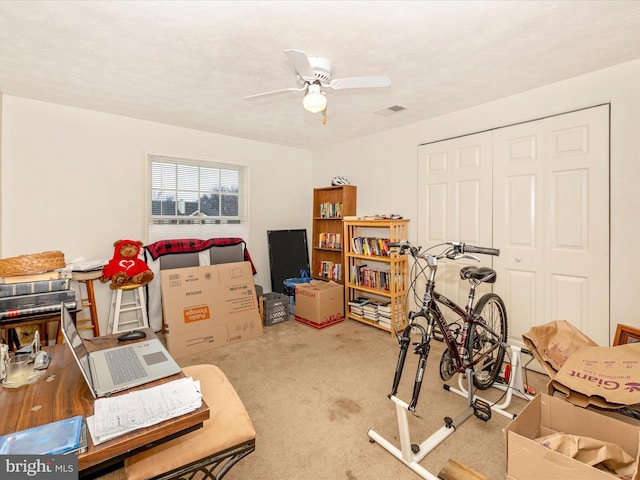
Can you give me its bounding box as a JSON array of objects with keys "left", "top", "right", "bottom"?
[
  {"left": 343, "top": 218, "right": 409, "bottom": 336},
  {"left": 311, "top": 186, "right": 357, "bottom": 284}
]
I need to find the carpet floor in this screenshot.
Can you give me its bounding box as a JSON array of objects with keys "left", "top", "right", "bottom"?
[{"left": 97, "top": 317, "right": 548, "bottom": 480}]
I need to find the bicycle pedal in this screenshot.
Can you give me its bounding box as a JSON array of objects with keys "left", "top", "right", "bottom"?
[{"left": 473, "top": 399, "right": 491, "bottom": 422}]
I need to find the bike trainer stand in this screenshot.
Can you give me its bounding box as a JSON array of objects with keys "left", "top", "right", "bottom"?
[
  {"left": 367, "top": 345, "right": 533, "bottom": 479},
  {"left": 446, "top": 345, "right": 535, "bottom": 420}
]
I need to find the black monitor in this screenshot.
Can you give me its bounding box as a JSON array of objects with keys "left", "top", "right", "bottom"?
[{"left": 267, "top": 229, "right": 310, "bottom": 294}]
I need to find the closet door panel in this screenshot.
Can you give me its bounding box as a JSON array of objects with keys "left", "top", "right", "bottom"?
[
  {"left": 418, "top": 133, "right": 493, "bottom": 309},
  {"left": 494, "top": 106, "right": 609, "bottom": 347},
  {"left": 493, "top": 127, "right": 544, "bottom": 347},
  {"left": 543, "top": 109, "right": 609, "bottom": 344}
]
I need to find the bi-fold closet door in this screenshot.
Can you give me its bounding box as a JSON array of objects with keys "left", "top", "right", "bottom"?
[{"left": 417, "top": 105, "right": 610, "bottom": 347}]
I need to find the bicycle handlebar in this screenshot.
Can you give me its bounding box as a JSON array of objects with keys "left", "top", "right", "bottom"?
[
  {"left": 463, "top": 244, "right": 500, "bottom": 256},
  {"left": 388, "top": 241, "right": 499, "bottom": 257}
]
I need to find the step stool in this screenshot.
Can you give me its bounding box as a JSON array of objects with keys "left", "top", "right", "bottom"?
[
  {"left": 72, "top": 270, "right": 101, "bottom": 337},
  {"left": 56, "top": 271, "right": 101, "bottom": 344},
  {"left": 107, "top": 282, "right": 150, "bottom": 334}
]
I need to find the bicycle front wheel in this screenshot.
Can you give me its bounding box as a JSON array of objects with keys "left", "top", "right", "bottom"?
[{"left": 468, "top": 293, "right": 508, "bottom": 390}]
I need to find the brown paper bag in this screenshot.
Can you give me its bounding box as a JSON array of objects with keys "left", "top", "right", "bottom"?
[
  {"left": 536, "top": 432, "right": 637, "bottom": 479},
  {"left": 522, "top": 320, "right": 598, "bottom": 378},
  {"left": 553, "top": 342, "right": 640, "bottom": 407}
]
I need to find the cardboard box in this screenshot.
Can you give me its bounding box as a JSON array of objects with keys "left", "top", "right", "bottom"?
[
  {"left": 504, "top": 394, "right": 640, "bottom": 480},
  {"left": 294, "top": 280, "right": 344, "bottom": 328},
  {"left": 160, "top": 262, "right": 263, "bottom": 359}
]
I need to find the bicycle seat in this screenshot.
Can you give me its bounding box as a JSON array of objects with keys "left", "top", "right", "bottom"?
[{"left": 460, "top": 266, "right": 497, "bottom": 284}]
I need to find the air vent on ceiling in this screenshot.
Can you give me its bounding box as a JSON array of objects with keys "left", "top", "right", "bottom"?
[{"left": 375, "top": 104, "right": 408, "bottom": 116}]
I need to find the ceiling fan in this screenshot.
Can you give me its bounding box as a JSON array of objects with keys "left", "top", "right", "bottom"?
[{"left": 244, "top": 49, "right": 391, "bottom": 120}]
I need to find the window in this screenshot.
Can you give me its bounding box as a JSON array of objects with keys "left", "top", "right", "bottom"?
[{"left": 146, "top": 154, "right": 248, "bottom": 243}]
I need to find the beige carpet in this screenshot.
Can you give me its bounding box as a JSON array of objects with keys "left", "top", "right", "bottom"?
[{"left": 97, "top": 317, "right": 547, "bottom": 480}]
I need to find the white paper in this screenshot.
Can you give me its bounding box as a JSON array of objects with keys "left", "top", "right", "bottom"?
[
  {"left": 88, "top": 377, "right": 202, "bottom": 444},
  {"left": 68, "top": 257, "right": 108, "bottom": 272}
]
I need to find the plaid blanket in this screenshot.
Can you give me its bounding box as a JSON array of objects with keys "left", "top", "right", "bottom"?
[{"left": 145, "top": 238, "right": 256, "bottom": 274}]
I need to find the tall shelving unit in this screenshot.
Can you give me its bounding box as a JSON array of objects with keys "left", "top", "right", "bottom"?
[
  {"left": 311, "top": 185, "right": 357, "bottom": 284},
  {"left": 343, "top": 218, "right": 409, "bottom": 336}
]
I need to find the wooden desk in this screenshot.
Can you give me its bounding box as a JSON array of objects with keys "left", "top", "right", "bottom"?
[{"left": 0, "top": 328, "right": 209, "bottom": 478}]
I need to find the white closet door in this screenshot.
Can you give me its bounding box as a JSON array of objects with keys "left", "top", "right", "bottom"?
[
  {"left": 493, "top": 106, "right": 610, "bottom": 346},
  {"left": 417, "top": 132, "right": 493, "bottom": 309}
]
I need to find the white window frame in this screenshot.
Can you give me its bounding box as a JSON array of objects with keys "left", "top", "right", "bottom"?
[{"left": 145, "top": 153, "right": 249, "bottom": 244}]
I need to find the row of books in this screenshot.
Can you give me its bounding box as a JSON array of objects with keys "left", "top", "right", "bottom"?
[
  {"left": 319, "top": 201, "right": 344, "bottom": 218},
  {"left": 350, "top": 237, "right": 391, "bottom": 256},
  {"left": 318, "top": 232, "right": 342, "bottom": 250},
  {"left": 349, "top": 265, "right": 405, "bottom": 291},
  {"left": 318, "top": 261, "right": 342, "bottom": 281}
]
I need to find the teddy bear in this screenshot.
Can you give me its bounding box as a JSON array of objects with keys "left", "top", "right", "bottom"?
[{"left": 100, "top": 239, "right": 154, "bottom": 286}]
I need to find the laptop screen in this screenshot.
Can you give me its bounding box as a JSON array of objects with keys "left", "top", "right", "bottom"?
[{"left": 61, "top": 304, "right": 95, "bottom": 388}]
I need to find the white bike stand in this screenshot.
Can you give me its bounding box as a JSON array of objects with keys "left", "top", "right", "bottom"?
[
  {"left": 368, "top": 345, "right": 534, "bottom": 479},
  {"left": 368, "top": 369, "right": 477, "bottom": 480},
  {"left": 445, "top": 345, "right": 535, "bottom": 419}
]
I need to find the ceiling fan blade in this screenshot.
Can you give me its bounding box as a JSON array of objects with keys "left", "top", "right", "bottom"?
[
  {"left": 328, "top": 75, "right": 391, "bottom": 90},
  {"left": 244, "top": 86, "right": 305, "bottom": 100},
  {"left": 284, "top": 49, "right": 317, "bottom": 83}
]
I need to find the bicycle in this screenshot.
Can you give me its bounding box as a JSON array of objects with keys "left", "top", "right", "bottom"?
[{"left": 387, "top": 241, "right": 508, "bottom": 412}]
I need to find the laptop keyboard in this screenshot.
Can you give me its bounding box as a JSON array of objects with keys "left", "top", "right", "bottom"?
[{"left": 105, "top": 347, "right": 147, "bottom": 385}]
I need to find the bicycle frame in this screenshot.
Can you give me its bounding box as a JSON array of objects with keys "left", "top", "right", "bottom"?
[{"left": 389, "top": 248, "right": 502, "bottom": 411}]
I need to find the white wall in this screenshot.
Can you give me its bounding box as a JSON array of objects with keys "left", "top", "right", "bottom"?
[
  {"left": 3, "top": 58, "right": 640, "bottom": 343},
  {"left": 1, "top": 96, "right": 312, "bottom": 334},
  {"left": 313, "top": 59, "right": 640, "bottom": 343}
]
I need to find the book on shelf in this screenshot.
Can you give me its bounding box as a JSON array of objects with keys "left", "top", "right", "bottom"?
[
  {"left": 0, "top": 415, "right": 85, "bottom": 455},
  {"left": 318, "top": 261, "right": 342, "bottom": 281},
  {"left": 378, "top": 318, "right": 392, "bottom": 329},
  {"left": 0, "top": 278, "right": 71, "bottom": 298},
  {"left": 350, "top": 237, "right": 391, "bottom": 256},
  {"left": 348, "top": 296, "right": 370, "bottom": 306},
  {"left": 361, "top": 299, "right": 389, "bottom": 322},
  {"left": 377, "top": 302, "right": 403, "bottom": 315},
  {"left": 378, "top": 302, "right": 404, "bottom": 321},
  {"left": 319, "top": 201, "right": 343, "bottom": 218},
  {"left": 318, "top": 232, "right": 342, "bottom": 249},
  {"left": 350, "top": 265, "right": 391, "bottom": 291},
  {"left": 348, "top": 296, "right": 370, "bottom": 317}
]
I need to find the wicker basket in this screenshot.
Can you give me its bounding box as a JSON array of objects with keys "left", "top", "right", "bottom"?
[{"left": 0, "top": 251, "right": 66, "bottom": 277}]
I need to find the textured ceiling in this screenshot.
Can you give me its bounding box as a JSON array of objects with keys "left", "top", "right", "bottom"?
[{"left": 1, "top": 1, "right": 640, "bottom": 150}]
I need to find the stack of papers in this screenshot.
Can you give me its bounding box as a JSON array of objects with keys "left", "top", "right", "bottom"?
[
  {"left": 68, "top": 257, "right": 108, "bottom": 272},
  {"left": 88, "top": 377, "right": 202, "bottom": 444}
]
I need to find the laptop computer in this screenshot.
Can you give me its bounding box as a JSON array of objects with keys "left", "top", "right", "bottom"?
[{"left": 60, "top": 304, "right": 181, "bottom": 398}]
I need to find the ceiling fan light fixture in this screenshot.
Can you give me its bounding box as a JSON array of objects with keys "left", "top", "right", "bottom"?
[{"left": 303, "top": 84, "right": 327, "bottom": 113}]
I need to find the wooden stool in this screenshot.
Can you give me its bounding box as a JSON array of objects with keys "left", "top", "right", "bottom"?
[
  {"left": 71, "top": 270, "right": 101, "bottom": 337},
  {"left": 125, "top": 364, "right": 256, "bottom": 480},
  {"left": 107, "top": 282, "right": 150, "bottom": 334}
]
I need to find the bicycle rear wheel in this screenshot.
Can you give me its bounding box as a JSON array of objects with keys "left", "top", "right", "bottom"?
[{"left": 467, "top": 293, "right": 508, "bottom": 390}]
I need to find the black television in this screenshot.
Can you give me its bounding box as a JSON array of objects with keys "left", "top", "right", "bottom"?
[{"left": 267, "top": 229, "right": 310, "bottom": 294}]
